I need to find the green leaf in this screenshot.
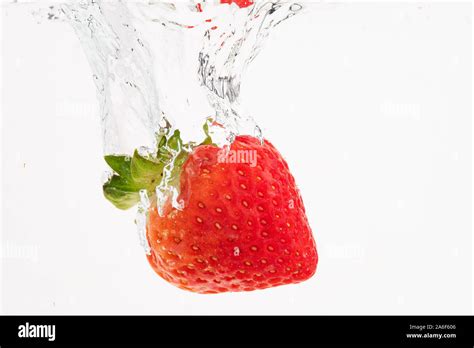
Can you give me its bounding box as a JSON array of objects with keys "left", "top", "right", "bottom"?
[
  {"left": 167, "top": 150, "right": 189, "bottom": 188},
  {"left": 167, "top": 130, "right": 182, "bottom": 152},
  {"left": 202, "top": 121, "right": 213, "bottom": 145},
  {"left": 157, "top": 134, "right": 167, "bottom": 149},
  {"left": 130, "top": 150, "right": 164, "bottom": 187},
  {"left": 156, "top": 129, "right": 182, "bottom": 164},
  {"left": 102, "top": 121, "right": 217, "bottom": 211},
  {"left": 103, "top": 184, "right": 140, "bottom": 210},
  {"left": 104, "top": 155, "right": 131, "bottom": 178},
  {"left": 105, "top": 175, "right": 141, "bottom": 192},
  {"left": 102, "top": 175, "right": 142, "bottom": 210}
]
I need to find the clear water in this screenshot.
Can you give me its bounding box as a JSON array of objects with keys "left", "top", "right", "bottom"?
[
  {"left": 26, "top": 0, "right": 305, "bottom": 252},
  {"left": 31, "top": 1, "right": 304, "bottom": 150}
]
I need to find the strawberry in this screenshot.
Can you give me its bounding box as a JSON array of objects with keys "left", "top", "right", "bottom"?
[
  {"left": 220, "top": 0, "right": 254, "bottom": 9},
  {"left": 103, "top": 126, "right": 318, "bottom": 293}
]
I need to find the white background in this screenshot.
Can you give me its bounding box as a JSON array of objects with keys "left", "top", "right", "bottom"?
[{"left": 1, "top": 2, "right": 472, "bottom": 314}]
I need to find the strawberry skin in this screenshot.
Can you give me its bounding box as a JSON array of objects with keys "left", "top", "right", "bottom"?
[
  {"left": 146, "top": 135, "right": 317, "bottom": 293},
  {"left": 220, "top": 0, "right": 254, "bottom": 9}
]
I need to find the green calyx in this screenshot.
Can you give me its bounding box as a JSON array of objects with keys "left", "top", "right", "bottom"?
[{"left": 103, "top": 123, "right": 214, "bottom": 210}]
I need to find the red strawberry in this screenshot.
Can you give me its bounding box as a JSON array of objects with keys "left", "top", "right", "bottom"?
[
  {"left": 103, "top": 128, "right": 318, "bottom": 293},
  {"left": 220, "top": 0, "right": 254, "bottom": 9}
]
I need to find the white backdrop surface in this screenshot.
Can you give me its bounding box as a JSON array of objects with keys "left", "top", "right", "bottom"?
[{"left": 1, "top": 2, "right": 472, "bottom": 314}]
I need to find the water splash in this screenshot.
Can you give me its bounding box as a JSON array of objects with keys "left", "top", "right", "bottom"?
[
  {"left": 56, "top": 1, "right": 303, "bottom": 151},
  {"left": 24, "top": 0, "right": 305, "bottom": 248},
  {"left": 61, "top": 1, "right": 163, "bottom": 155},
  {"left": 136, "top": 189, "right": 151, "bottom": 255}
]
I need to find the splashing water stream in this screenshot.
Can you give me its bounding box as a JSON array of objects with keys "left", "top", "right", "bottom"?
[{"left": 24, "top": 0, "right": 305, "bottom": 253}]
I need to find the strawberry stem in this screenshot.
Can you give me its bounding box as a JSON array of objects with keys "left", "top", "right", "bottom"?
[{"left": 103, "top": 123, "right": 214, "bottom": 210}]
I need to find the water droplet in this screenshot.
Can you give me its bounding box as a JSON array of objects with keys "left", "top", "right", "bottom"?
[
  {"left": 227, "top": 132, "right": 236, "bottom": 144},
  {"left": 290, "top": 3, "right": 303, "bottom": 12},
  {"left": 254, "top": 125, "right": 263, "bottom": 144}
]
